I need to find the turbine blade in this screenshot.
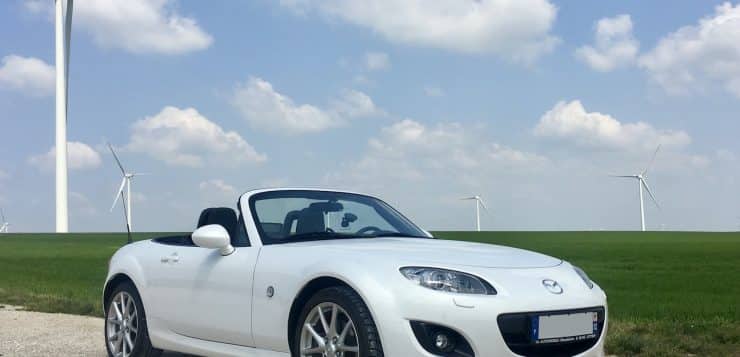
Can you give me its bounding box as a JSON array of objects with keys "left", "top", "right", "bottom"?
[
  {"left": 610, "top": 174, "right": 638, "bottom": 178},
  {"left": 107, "top": 143, "right": 126, "bottom": 174},
  {"left": 460, "top": 197, "right": 477, "bottom": 200},
  {"left": 110, "top": 178, "right": 126, "bottom": 212},
  {"left": 0, "top": 208, "right": 5, "bottom": 223},
  {"left": 641, "top": 179, "right": 660, "bottom": 209},
  {"left": 478, "top": 198, "right": 488, "bottom": 211},
  {"left": 642, "top": 144, "right": 661, "bottom": 176}
]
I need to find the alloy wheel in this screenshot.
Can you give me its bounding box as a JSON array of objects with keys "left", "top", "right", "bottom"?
[
  {"left": 106, "top": 291, "right": 139, "bottom": 357},
  {"left": 300, "top": 302, "right": 360, "bottom": 357}
]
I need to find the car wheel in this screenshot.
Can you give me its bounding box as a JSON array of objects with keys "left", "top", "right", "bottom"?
[
  {"left": 104, "top": 281, "right": 162, "bottom": 357},
  {"left": 295, "top": 286, "right": 384, "bottom": 357}
]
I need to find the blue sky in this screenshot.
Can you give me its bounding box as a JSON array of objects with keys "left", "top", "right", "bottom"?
[{"left": 0, "top": 0, "right": 738, "bottom": 232}]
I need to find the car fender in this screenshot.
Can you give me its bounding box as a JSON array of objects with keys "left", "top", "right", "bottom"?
[
  {"left": 103, "top": 243, "right": 151, "bottom": 314},
  {"left": 251, "top": 246, "right": 400, "bottom": 352}
]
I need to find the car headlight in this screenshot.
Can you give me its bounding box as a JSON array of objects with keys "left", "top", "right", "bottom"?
[
  {"left": 400, "top": 267, "right": 496, "bottom": 295},
  {"left": 573, "top": 265, "right": 594, "bottom": 289}
]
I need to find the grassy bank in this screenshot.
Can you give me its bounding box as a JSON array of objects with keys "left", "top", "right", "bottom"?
[{"left": 1, "top": 231, "right": 739, "bottom": 355}]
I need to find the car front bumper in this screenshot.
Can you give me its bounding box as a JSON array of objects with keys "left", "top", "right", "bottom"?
[{"left": 367, "top": 264, "right": 608, "bottom": 356}]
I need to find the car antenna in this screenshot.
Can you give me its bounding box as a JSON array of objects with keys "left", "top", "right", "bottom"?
[{"left": 119, "top": 190, "right": 133, "bottom": 245}]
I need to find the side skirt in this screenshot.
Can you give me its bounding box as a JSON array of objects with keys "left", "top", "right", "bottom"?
[{"left": 148, "top": 317, "right": 290, "bottom": 357}]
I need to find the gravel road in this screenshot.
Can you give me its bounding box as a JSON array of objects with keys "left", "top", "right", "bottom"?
[{"left": 0, "top": 305, "right": 186, "bottom": 357}]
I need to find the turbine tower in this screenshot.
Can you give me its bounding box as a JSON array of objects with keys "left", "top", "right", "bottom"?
[
  {"left": 108, "top": 144, "right": 146, "bottom": 232},
  {"left": 612, "top": 145, "right": 661, "bottom": 231},
  {"left": 0, "top": 208, "right": 8, "bottom": 233},
  {"left": 55, "top": 0, "right": 74, "bottom": 232},
  {"left": 461, "top": 196, "right": 488, "bottom": 231}
]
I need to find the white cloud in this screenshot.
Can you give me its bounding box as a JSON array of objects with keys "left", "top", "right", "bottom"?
[
  {"left": 575, "top": 14, "right": 639, "bottom": 72},
  {"left": 126, "top": 106, "right": 266, "bottom": 167},
  {"left": 199, "top": 179, "right": 237, "bottom": 196},
  {"left": 638, "top": 3, "right": 740, "bottom": 97},
  {"left": 716, "top": 149, "right": 737, "bottom": 162},
  {"left": 232, "top": 77, "right": 380, "bottom": 135},
  {"left": 327, "top": 119, "right": 547, "bottom": 185},
  {"left": 364, "top": 52, "right": 390, "bottom": 71},
  {"left": 23, "top": 0, "right": 49, "bottom": 15},
  {"left": 534, "top": 100, "right": 691, "bottom": 151},
  {"left": 29, "top": 141, "right": 102, "bottom": 172},
  {"left": 24, "top": 0, "right": 212, "bottom": 55},
  {"left": 0, "top": 55, "right": 54, "bottom": 96},
  {"left": 280, "top": 0, "right": 559, "bottom": 63}
]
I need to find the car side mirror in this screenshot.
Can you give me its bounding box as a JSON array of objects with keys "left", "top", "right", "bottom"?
[{"left": 192, "top": 224, "right": 235, "bottom": 256}]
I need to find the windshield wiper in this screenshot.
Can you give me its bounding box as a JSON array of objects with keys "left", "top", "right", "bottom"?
[
  {"left": 287, "top": 231, "right": 362, "bottom": 242},
  {"left": 367, "top": 232, "right": 429, "bottom": 238}
]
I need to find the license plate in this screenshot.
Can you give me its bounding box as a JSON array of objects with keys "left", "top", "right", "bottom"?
[{"left": 531, "top": 312, "right": 598, "bottom": 344}]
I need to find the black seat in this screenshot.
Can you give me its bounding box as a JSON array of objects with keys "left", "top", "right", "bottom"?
[
  {"left": 197, "top": 207, "right": 238, "bottom": 239},
  {"left": 282, "top": 210, "right": 301, "bottom": 237},
  {"left": 296, "top": 207, "right": 325, "bottom": 234}
]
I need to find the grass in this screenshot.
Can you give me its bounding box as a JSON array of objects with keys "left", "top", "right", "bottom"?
[
  {"left": 434, "top": 231, "right": 740, "bottom": 356},
  {"left": 1, "top": 231, "right": 739, "bottom": 356}
]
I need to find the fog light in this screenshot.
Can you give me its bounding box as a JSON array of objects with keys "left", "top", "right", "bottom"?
[
  {"left": 434, "top": 332, "right": 455, "bottom": 352},
  {"left": 410, "top": 321, "right": 475, "bottom": 356}
]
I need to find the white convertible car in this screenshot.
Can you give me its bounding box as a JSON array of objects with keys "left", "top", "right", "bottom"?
[{"left": 103, "top": 188, "right": 607, "bottom": 357}]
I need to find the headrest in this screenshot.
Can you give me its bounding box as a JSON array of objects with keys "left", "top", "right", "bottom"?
[
  {"left": 197, "top": 207, "right": 238, "bottom": 238},
  {"left": 296, "top": 207, "right": 325, "bottom": 234}
]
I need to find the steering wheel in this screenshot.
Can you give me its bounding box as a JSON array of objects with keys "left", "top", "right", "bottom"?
[{"left": 356, "top": 226, "right": 383, "bottom": 235}]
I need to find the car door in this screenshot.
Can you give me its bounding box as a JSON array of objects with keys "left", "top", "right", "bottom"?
[{"left": 155, "top": 242, "right": 260, "bottom": 347}]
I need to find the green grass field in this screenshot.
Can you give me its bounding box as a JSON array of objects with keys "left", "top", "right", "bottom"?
[{"left": 1, "top": 231, "right": 738, "bottom": 356}]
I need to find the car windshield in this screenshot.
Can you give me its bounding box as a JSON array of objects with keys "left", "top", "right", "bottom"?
[{"left": 249, "top": 190, "right": 429, "bottom": 244}]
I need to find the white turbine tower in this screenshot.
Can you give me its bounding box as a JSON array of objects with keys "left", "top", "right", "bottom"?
[
  {"left": 0, "top": 208, "right": 8, "bottom": 233},
  {"left": 612, "top": 145, "right": 661, "bottom": 231},
  {"left": 461, "top": 196, "right": 488, "bottom": 231},
  {"left": 55, "top": 0, "right": 74, "bottom": 233},
  {"left": 108, "top": 144, "right": 145, "bottom": 232}
]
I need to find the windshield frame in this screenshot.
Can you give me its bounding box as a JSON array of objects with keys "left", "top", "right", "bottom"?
[{"left": 247, "top": 189, "right": 428, "bottom": 245}]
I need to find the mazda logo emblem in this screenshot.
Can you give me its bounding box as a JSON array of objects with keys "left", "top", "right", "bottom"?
[{"left": 542, "top": 279, "right": 563, "bottom": 294}]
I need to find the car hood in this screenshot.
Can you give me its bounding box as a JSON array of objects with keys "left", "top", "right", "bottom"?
[{"left": 289, "top": 237, "right": 562, "bottom": 269}]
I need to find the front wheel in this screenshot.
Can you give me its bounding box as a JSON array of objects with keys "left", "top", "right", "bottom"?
[
  {"left": 104, "top": 281, "right": 161, "bottom": 357},
  {"left": 295, "top": 286, "right": 384, "bottom": 357}
]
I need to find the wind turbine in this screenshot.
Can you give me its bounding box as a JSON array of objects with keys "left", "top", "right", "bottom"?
[
  {"left": 461, "top": 196, "right": 488, "bottom": 231},
  {"left": 108, "top": 144, "right": 146, "bottom": 232},
  {"left": 0, "top": 208, "right": 8, "bottom": 233},
  {"left": 612, "top": 145, "right": 661, "bottom": 231},
  {"left": 55, "top": 0, "right": 74, "bottom": 232}
]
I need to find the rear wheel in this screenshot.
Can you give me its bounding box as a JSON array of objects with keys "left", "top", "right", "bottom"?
[
  {"left": 295, "top": 286, "right": 383, "bottom": 357},
  {"left": 104, "top": 281, "right": 161, "bottom": 357}
]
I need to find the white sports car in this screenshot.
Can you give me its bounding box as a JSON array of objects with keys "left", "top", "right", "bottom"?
[{"left": 103, "top": 188, "right": 608, "bottom": 357}]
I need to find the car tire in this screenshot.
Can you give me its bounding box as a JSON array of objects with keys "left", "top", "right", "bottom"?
[
  {"left": 294, "top": 286, "right": 384, "bottom": 357},
  {"left": 104, "top": 281, "right": 162, "bottom": 357}
]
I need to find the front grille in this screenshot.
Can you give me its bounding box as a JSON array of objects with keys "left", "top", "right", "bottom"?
[{"left": 497, "top": 306, "right": 605, "bottom": 357}]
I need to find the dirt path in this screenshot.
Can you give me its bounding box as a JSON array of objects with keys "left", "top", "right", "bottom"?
[{"left": 0, "top": 305, "right": 185, "bottom": 357}]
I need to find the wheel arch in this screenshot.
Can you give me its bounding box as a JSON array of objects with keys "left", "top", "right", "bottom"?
[{"left": 103, "top": 273, "right": 137, "bottom": 309}]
